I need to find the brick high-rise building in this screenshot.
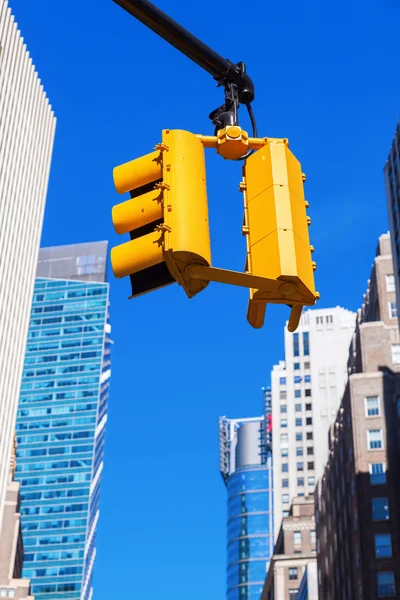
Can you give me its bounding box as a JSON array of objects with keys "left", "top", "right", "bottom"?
[
  {"left": 384, "top": 120, "right": 400, "bottom": 312},
  {"left": 315, "top": 233, "right": 400, "bottom": 600}
]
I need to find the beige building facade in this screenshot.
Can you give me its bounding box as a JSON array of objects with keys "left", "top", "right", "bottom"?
[
  {"left": 0, "top": 441, "right": 33, "bottom": 600},
  {"left": 262, "top": 496, "right": 317, "bottom": 600},
  {"left": 315, "top": 233, "right": 400, "bottom": 600}
]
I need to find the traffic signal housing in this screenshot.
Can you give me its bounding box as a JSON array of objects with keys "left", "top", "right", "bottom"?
[
  {"left": 111, "top": 129, "right": 211, "bottom": 299},
  {"left": 241, "top": 138, "right": 317, "bottom": 329}
]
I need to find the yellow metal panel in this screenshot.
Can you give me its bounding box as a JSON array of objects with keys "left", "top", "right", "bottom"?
[
  {"left": 160, "top": 129, "right": 211, "bottom": 297},
  {"left": 292, "top": 231, "right": 316, "bottom": 295},
  {"left": 242, "top": 138, "right": 316, "bottom": 311},
  {"left": 110, "top": 230, "right": 163, "bottom": 279},
  {"left": 285, "top": 145, "right": 306, "bottom": 202},
  {"left": 113, "top": 150, "right": 162, "bottom": 195},
  {"left": 245, "top": 142, "right": 274, "bottom": 201},
  {"left": 112, "top": 188, "right": 162, "bottom": 234}
]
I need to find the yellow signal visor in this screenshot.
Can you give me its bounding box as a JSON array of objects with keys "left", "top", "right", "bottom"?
[
  {"left": 112, "top": 188, "right": 163, "bottom": 235},
  {"left": 113, "top": 150, "right": 162, "bottom": 195},
  {"left": 111, "top": 231, "right": 163, "bottom": 279}
]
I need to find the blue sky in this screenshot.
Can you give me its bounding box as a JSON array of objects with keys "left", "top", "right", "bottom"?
[{"left": 10, "top": 0, "right": 400, "bottom": 597}]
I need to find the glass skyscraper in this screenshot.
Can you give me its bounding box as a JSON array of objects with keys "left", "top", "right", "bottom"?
[
  {"left": 219, "top": 389, "right": 273, "bottom": 600},
  {"left": 14, "top": 242, "right": 111, "bottom": 600}
]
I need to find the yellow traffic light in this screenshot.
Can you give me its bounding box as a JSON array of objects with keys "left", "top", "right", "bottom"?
[
  {"left": 111, "top": 129, "right": 211, "bottom": 299},
  {"left": 241, "top": 138, "right": 317, "bottom": 329}
]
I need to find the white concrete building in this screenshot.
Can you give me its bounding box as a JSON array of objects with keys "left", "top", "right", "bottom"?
[
  {"left": 0, "top": 0, "right": 55, "bottom": 530},
  {"left": 271, "top": 307, "right": 356, "bottom": 539}
]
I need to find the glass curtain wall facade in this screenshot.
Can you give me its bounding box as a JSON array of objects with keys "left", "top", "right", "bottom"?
[
  {"left": 220, "top": 390, "right": 273, "bottom": 600},
  {"left": 14, "top": 242, "right": 111, "bottom": 600},
  {"left": 226, "top": 457, "right": 273, "bottom": 600}
]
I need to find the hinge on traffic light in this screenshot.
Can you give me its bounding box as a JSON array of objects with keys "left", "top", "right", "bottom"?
[
  {"left": 154, "top": 182, "right": 171, "bottom": 191},
  {"left": 154, "top": 224, "right": 172, "bottom": 234},
  {"left": 154, "top": 143, "right": 169, "bottom": 152}
]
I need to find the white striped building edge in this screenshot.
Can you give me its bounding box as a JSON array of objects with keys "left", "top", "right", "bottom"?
[{"left": 0, "top": 0, "right": 56, "bottom": 530}]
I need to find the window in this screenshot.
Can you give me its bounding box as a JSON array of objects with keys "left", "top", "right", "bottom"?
[
  {"left": 282, "top": 494, "right": 289, "bottom": 503},
  {"left": 303, "top": 332, "right": 310, "bottom": 355},
  {"left": 283, "top": 511, "right": 290, "bottom": 518},
  {"left": 308, "top": 462, "right": 314, "bottom": 470},
  {"left": 296, "top": 418, "right": 302, "bottom": 427},
  {"left": 326, "top": 314, "right": 333, "bottom": 323},
  {"left": 296, "top": 433, "right": 303, "bottom": 441},
  {"left": 389, "top": 301, "right": 398, "bottom": 319},
  {"left": 294, "top": 531, "right": 302, "bottom": 545},
  {"left": 289, "top": 590, "right": 299, "bottom": 598},
  {"left": 305, "top": 389, "right": 312, "bottom": 397},
  {"left": 294, "top": 375, "right": 301, "bottom": 384},
  {"left": 282, "top": 479, "right": 289, "bottom": 488},
  {"left": 280, "top": 391, "right": 287, "bottom": 400},
  {"left": 294, "top": 362, "right": 300, "bottom": 370},
  {"left": 370, "top": 463, "right": 386, "bottom": 485},
  {"left": 281, "top": 434, "right": 288, "bottom": 443},
  {"left": 296, "top": 447, "right": 303, "bottom": 456},
  {"left": 377, "top": 571, "right": 395, "bottom": 597},
  {"left": 282, "top": 464, "right": 289, "bottom": 472},
  {"left": 307, "top": 447, "right": 314, "bottom": 455},
  {"left": 297, "top": 462, "right": 304, "bottom": 471},
  {"left": 8, "top": 591, "right": 15, "bottom": 599},
  {"left": 281, "top": 419, "right": 288, "bottom": 428},
  {"left": 281, "top": 404, "right": 287, "bottom": 414},
  {"left": 293, "top": 333, "right": 299, "bottom": 357},
  {"left": 304, "top": 374, "right": 311, "bottom": 383},
  {"left": 304, "top": 361, "right": 310, "bottom": 369},
  {"left": 280, "top": 377, "right": 287, "bottom": 385},
  {"left": 306, "top": 417, "right": 312, "bottom": 425},
  {"left": 297, "top": 477, "right": 304, "bottom": 486},
  {"left": 289, "top": 568, "right": 298, "bottom": 580},
  {"left": 306, "top": 432, "right": 313, "bottom": 440},
  {"left": 372, "top": 498, "right": 389, "bottom": 521},
  {"left": 306, "top": 403, "right": 312, "bottom": 411},
  {"left": 365, "top": 396, "right": 381, "bottom": 417},
  {"left": 391, "top": 344, "right": 400, "bottom": 364},
  {"left": 295, "top": 404, "right": 302, "bottom": 412},
  {"left": 310, "top": 530, "right": 316, "bottom": 544},
  {"left": 308, "top": 476, "right": 315, "bottom": 486},
  {"left": 295, "top": 390, "right": 301, "bottom": 398},
  {"left": 386, "top": 274, "right": 395, "bottom": 292},
  {"left": 281, "top": 448, "right": 288, "bottom": 457},
  {"left": 375, "top": 534, "right": 392, "bottom": 558},
  {"left": 368, "top": 429, "right": 383, "bottom": 450}
]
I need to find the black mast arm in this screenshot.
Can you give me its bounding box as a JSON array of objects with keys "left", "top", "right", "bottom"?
[{"left": 113, "top": 0, "right": 255, "bottom": 108}]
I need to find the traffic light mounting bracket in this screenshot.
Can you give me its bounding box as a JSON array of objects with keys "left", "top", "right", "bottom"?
[{"left": 185, "top": 264, "right": 314, "bottom": 332}]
